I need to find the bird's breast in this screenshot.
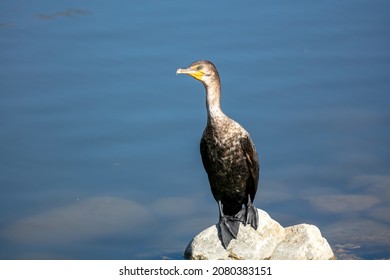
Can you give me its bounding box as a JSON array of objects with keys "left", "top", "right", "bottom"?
[{"left": 204, "top": 130, "right": 247, "bottom": 169}]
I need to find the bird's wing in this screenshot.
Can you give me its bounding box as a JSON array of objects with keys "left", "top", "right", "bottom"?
[
  {"left": 200, "top": 136, "right": 212, "bottom": 175},
  {"left": 240, "top": 135, "right": 259, "bottom": 200}
]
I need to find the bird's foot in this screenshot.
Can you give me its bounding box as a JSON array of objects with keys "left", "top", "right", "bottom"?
[
  {"left": 246, "top": 203, "right": 259, "bottom": 230},
  {"left": 217, "top": 215, "right": 241, "bottom": 249},
  {"left": 235, "top": 203, "right": 259, "bottom": 230}
]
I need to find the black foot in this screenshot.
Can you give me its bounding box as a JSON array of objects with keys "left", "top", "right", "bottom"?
[
  {"left": 217, "top": 215, "right": 241, "bottom": 249},
  {"left": 246, "top": 203, "right": 258, "bottom": 230},
  {"left": 235, "top": 202, "right": 258, "bottom": 230}
]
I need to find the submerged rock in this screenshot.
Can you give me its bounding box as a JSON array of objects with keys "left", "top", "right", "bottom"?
[{"left": 184, "top": 209, "right": 335, "bottom": 260}]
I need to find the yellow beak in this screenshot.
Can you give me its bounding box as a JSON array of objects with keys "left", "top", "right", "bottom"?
[{"left": 176, "top": 67, "right": 205, "bottom": 81}]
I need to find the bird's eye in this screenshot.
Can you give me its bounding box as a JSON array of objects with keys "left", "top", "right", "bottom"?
[{"left": 196, "top": 65, "right": 203, "bottom": 71}]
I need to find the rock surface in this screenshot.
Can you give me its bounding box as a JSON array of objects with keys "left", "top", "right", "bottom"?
[
  {"left": 270, "top": 224, "right": 335, "bottom": 260},
  {"left": 184, "top": 209, "right": 335, "bottom": 260}
]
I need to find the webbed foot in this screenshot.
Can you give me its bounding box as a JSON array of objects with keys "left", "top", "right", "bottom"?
[
  {"left": 235, "top": 198, "right": 258, "bottom": 230},
  {"left": 245, "top": 202, "right": 258, "bottom": 230},
  {"left": 217, "top": 215, "right": 241, "bottom": 249}
]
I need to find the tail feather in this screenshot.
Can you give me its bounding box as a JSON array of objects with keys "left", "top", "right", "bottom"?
[{"left": 216, "top": 200, "right": 259, "bottom": 249}]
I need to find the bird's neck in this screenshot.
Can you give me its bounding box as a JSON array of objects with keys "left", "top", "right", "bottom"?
[{"left": 205, "top": 83, "right": 225, "bottom": 123}]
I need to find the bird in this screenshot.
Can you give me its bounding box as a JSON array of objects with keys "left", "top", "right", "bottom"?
[{"left": 176, "top": 60, "right": 259, "bottom": 248}]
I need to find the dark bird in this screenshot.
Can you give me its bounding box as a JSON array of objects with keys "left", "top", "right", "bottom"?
[{"left": 176, "top": 60, "right": 259, "bottom": 248}]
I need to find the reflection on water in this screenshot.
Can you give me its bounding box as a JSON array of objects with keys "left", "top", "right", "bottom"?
[
  {"left": 35, "top": 9, "right": 89, "bottom": 20},
  {"left": 1, "top": 0, "right": 389, "bottom": 259},
  {"left": 3, "top": 197, "right": 151, "bottom": 244}
]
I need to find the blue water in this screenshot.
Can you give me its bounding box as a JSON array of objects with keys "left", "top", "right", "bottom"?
[{"left": 1, "top": 0, "right": 389, "bottom": 259}]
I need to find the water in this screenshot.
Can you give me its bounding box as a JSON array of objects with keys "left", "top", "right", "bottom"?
[{"left": 1, "top": 0, "right": 389, "bottom": 259}]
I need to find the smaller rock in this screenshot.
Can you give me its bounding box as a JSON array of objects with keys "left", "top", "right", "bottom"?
[{"left": 270, "top": 224, "right": 335, "bottom": 260}]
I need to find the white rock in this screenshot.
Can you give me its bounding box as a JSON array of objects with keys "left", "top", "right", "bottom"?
[
  {"left": 270, "top": 224, "right": 335, "bottom": 260},
  {"left": 184, "top": 209, "right": 335, "bottom": 260},
  {"left": 184, "top": 209, "right": 285, "bottom": 260}
]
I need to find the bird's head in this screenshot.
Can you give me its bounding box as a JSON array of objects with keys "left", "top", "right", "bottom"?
[{"left": 176, "top": 60, "right": 220, "bottom": 87}]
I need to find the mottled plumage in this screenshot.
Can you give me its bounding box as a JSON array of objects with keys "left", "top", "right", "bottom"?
[
  {"left": 176, "top": 60, "right": 259, "bottom": 248},
  {"left": 200, "top": 118, "right": 259, "bottom": 216}
]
